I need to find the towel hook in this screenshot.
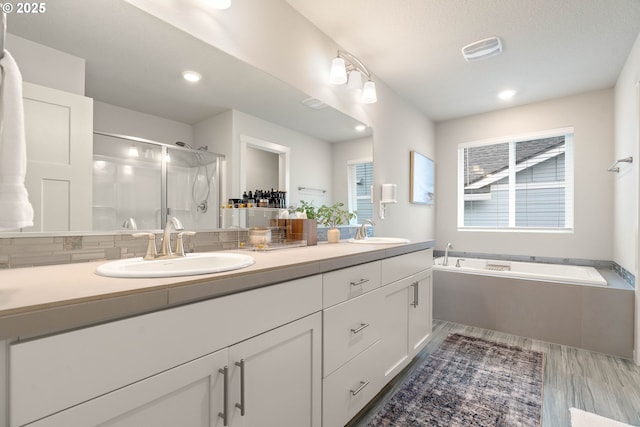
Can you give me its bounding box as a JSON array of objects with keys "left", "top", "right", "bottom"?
[{"left": 607, "top": 156, "right": 633, "bottom": 173}]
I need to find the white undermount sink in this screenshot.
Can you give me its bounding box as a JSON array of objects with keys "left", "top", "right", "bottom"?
[
  {"left": 96, "top": 252, "right": 255, "bottom": 278},
  {"left": 347, "top": 237, "right": 410, "bottom": 244}
]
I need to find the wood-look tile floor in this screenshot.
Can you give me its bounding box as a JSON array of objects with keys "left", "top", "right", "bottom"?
[{"left": 348, "top": 320, "right": 640, "bottom": 427}]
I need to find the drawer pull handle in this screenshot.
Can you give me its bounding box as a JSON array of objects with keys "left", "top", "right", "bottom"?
[
  {"left": 350, "top": 380, "right": 370, "bottom": 396},
  {"left": 218, "top": 366, "right": 229, "bottom": 426},
  {"left": 350, "top": 322, "right": 370, "bottom": 334},
  {"left": 350, "top": 278, "right": 370, "bottom": 286},
  {"left": 411, "top": 281, "right": 419, "bottom": 308},
  {"left": 235, "top": 359, "right": 246, "bottom": 416}
]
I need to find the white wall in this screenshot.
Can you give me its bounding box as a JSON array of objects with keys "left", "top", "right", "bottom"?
[
  {"left": 7, "top": 34, "right": 85, "bottom": 95},
  {"left": 233, "top": 110, "right": 333, "bottom": 207},
  {"left": 94, "top": 101, "right": 193, "bottom": 145},
  {"left": 614, "top": 32, "right": 640, "bottom": 364},
  {"left": 614, "top": 33, "right": 640, "bottom": 274},
  {"left": 435, "top": 89, "right": 614, "bottom": 260},
  {"left": 125, "top": 0, "right": 436, "bottom": 241}
]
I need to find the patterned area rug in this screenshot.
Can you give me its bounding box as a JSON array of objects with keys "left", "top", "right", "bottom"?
[{"left": 367, "top": 334, "right": 544, "bottom": 426}]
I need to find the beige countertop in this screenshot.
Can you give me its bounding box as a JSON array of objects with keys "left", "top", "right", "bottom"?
[{"left": 0, "top": 240, "right": 434, "bottom": 340}]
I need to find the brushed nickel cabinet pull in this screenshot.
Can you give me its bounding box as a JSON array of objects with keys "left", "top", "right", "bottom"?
[
  {"left": 411, "top": 281, "right": 419, "bottom": 307},
  {"left": 350, "top": 322, "right": 370, "bottom": 334},
  {"left": 235, "top": 359, "right": 246, "bottom": 416},
  {"left": 218, "top": 366, "right": 229, "bottom": 426},
  {"left": 349, "top": 278, "right": 370, "bottom": 286},
  {"left": 350, "top": 380, "right": 370, "bottom": 396}
]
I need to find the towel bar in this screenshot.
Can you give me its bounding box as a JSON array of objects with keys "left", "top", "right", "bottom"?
[{"left": 607, "top": 156, "right": 633, "bottom": 173}]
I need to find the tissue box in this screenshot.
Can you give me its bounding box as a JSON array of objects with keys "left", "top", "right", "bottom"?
[{"left": 277, "top": 219, "right": 317, "bottom": 246}]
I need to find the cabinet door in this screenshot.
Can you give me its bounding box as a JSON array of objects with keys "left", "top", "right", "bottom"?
[
  {"left": 26, "top": 348, "right": 229, "bottom": 427},
  {"left": 408, "top": 270, "right": 433, "bottom": 358},
  {"left": 378, "top": 269, "right": 433, "bottom": 381},
  {"left": 227, "top": 313, "right": 322, "bottom": 427},
  {"left": 378, "top": 278, "right": 411, "bottom": 381}
]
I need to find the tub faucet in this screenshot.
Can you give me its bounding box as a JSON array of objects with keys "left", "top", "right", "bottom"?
[
  {"left": 160, "top": 216, "right": 184, "bottom": 258},
  {"left": 355, "top": 219, "right": 375, "bottom": 240},
  {"left": 443, "top": 243, "right": 453, "bottom": 266}
]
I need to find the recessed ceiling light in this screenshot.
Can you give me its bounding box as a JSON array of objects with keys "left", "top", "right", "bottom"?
[
  {"left": 498, "top": 89, "right": 516, "bottom": 100},
  {"left": 355, "top": 124, "right": 367, "bottom": 132},
  {"left": 182, "top": 71, "right": 202, "bottom": 83},
  {"left": 208, "top": 0, "right": 231, "bottom": 10}
]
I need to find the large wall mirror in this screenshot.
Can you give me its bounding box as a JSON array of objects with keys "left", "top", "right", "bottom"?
[{"left": 3, "top": 0, "right": 373, "bottom": 235}]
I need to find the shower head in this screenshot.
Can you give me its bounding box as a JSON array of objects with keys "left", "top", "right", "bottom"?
[{"left": 175, "top": 141, "right": 193, "bottom": 149}]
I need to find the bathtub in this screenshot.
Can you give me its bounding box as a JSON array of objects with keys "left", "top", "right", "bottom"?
[{"left": 433, "top": 256, "right": 607, "bottom": 287}]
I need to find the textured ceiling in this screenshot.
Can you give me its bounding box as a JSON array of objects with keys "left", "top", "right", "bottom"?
[{"left": 287, "top": 0, "right": 640, "bottom": 121}]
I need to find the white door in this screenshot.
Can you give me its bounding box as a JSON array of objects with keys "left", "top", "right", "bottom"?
[
  {"left": 22, "top": 82, "right": 93, "bottom": 232},
  {"left": 227, "top": 313, "right": 322, "bottom": 427},
  {"left": 25, "top": 348, "right": 229, "bottom": 427}
]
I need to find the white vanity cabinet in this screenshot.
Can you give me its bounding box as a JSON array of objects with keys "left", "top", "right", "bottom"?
[
  {"left": 321, "top": 249, "right": 433, "bottom": 426},
  {"left": 321, "top": 261, "right": 384, "bottom": 427},
  {"left": 22, "top": 347, "right": 230, "bottom": 427},
  {"left": 9, "top": 276, "right": 322, "bottom": 427},
  {"left": 379, "top": 268, "right": 433, "bottom": 380}
]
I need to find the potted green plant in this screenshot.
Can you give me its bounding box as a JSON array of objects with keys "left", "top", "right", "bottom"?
[
  {"left": 295, "top": 200, "right": 319, "bottom": 220},
  {"left": 317, "top": 202, "right": 356, "bottom": 243}
]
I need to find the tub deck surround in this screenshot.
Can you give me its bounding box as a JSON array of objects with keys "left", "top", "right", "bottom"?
[
  {"left": 433, "top": 264, "right": 634, "bottom": 359},
  {"left": 0, "top": 240, "right": 434, "bottom": 340},
  {"left": 433, "top": 249, "right": 635, "bottom": 289},
  {"left": 434, "top": 256, "right": 608, "bottom": 287}
]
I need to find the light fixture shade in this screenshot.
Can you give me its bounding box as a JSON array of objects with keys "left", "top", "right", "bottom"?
[
  {"left": 361, "top": 80, "right": 377, "bottom": 103},
  {"left": 128, "top": 146, "right": 139, "bottom": 157},
  {"left": 329, "top": 57, "right": 348, "bottom": 84},
  {"left": 346, "top": 70, "right": 363, "bottom": 93},
  {"left": 209, "top": 0, "right": 231, "bottom": 9}
]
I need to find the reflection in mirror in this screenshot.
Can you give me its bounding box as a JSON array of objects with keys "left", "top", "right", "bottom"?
[
  {"left": 3, "top": 0, "right": 372, "bottom": 235},
  {"left": 93, "top": 133, "right": 223, "bottom": 232}
]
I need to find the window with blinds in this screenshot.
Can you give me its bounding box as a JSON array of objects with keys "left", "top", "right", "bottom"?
[
  {"left": 348, "top": 161, "right": 374, "bottom": 222},
  {"left": 458, "top": 129, "right": 574, "bottom": 231}
]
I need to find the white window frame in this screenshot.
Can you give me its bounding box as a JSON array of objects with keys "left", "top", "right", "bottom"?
[
  {"left": 347, "top": 157, "right": 373, "bottom": 224},
  {"left": 457, "top": 127, "right": 574, "bottom": 232}
]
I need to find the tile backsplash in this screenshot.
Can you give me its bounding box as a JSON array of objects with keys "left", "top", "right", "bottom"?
[
  {"left": 0, "top": 230, "right": 246, "bottom": 269},
  {"left": 0, "top": 225, "right": 367, "bottom": 269}
]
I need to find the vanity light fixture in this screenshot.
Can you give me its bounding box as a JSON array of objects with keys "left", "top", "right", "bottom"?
[
  {"left": 498, "top": 89, "right": 516, "bottom": 100},
  {"left": 128, "top": 145, "right": 139, "bottom": 157},
  {"left": 354, "top": 124, "right": 367, "bottom": 132},
  {"left": 182, "top": 70, "right": 202, "bottom": 83},
  {"left": 329, "top": 50, "right": 377, "bottom": 104},
  {"left": 208, "top": 0, "right": 231, "bottom": 10}
]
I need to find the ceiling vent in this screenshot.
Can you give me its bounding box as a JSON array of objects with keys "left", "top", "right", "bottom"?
[
  {"left": 301, "top": 97, "right": 329, "bottom": 110},
  {"left": 461, "top": 37, "right": 503, "bottom": 62}
]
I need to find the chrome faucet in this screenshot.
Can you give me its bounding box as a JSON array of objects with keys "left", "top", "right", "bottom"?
[
  {"left": 355, "top": 219, "right": 375, "bottom": 240},
  {"left": 443, "top": 242, "right": 453, "bottom": 266},
  {"left": 160, "top": 217, "right": 184, "bottom": 258},
  {"left": 122, "top": 217, "right": 137, "bottom": 230}
]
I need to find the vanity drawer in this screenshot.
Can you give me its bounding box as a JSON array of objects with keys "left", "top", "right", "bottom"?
[
  {"left": 381, "top": 248, "right": 433, "bottom": 285},
  {"left": 323, "top": 288, "right": 383, "bottom": 377},
  {"left": 323, "top": 340, "right": 384, "bottom": 427},
  {"left": 323, "top": 260, "right": 381, "bottom": 308}
]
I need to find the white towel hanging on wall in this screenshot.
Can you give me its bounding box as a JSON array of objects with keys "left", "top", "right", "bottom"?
[{"left": 0, "top": 50, "right": 34, "bottom": 230}]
